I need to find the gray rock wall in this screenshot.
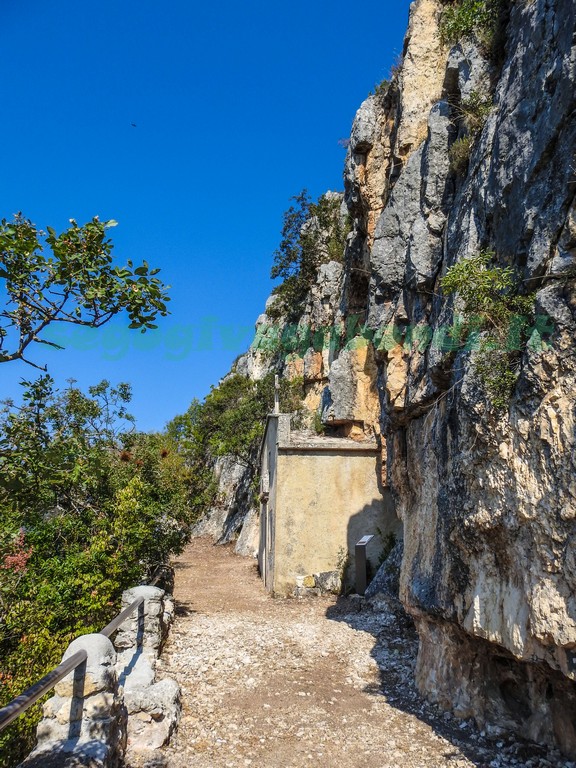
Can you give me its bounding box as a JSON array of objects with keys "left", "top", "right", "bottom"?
[
  {"left": 199, "top": 0, "right": 576, "bottom": 755},
  {"left": 338, "top": 0, "right": 576, "bottom": 756}
]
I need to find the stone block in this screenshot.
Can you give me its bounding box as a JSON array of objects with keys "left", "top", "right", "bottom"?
[
  {"left": 125, "top": 679, "right": 181, "bottom": 751},
  {"left": 314, "top": 571, "right": 342, "bottom": 594},
  {"left": 55, "top": 635, "right": 116, "bottom": 698},
  {"left": 82, "top": 692, "right": 115, "bottom": 720}
]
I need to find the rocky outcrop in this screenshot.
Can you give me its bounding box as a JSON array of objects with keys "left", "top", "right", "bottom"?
[
  {"left": 396, "top": 0, "right": 447, "bottom": 158},
  {"left": 192, "top": 454, "right": 255, "bottom": 546}
]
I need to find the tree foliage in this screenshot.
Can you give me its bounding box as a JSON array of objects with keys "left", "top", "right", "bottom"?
[
  {"left": 0, "top": 378, "right": 193, "bottom": 766},
  {"left": 168, "top": 373, "right": 304, "bottom": 463},
  {"left": 168, "top": 373, "right": 305, "bottom": 517},
  {"left": 0, "top": 215, "right": 170, "bottom": 368},
  {"left": 269, "top": 191, "right": 349, "bottom": 320}
]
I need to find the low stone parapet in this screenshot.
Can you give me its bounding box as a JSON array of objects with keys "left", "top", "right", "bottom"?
[{"left": 18, "top": 584, "right": 180, "bottom": 768}]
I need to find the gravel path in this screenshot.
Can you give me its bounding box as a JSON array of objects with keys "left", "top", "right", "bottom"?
[{"left": 138, "top": 539, "right": 566, "bottom": 768}]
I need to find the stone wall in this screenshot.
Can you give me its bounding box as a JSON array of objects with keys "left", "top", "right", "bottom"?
[{"left": 20, "top": 586, "right": 180, "bottom": 768}]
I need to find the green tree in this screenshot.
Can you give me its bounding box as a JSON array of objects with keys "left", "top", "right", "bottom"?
[
  {"left": 167, "top": 373, "right": 305, "bottom": 519},
  {"left": 0, "top": 214, "right": 170, "bottom": 368},
  {"left": 0, "top": 378, "right": 193, "bottom": 766},
  {"left": 269, "top": 191, "right": 348, "bottom": 320}
]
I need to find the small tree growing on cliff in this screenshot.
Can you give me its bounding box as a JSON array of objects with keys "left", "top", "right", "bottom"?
[
  {"left": 441, "top": 251, "right": 536, "bottom": 408},
  {"left": 269, "top": 191, "right": 348, "bottom": 320}
]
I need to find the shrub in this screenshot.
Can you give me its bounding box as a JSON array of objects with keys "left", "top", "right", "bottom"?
[
  {"left": 449, "top": 135, "right": 473, "bottom": 175},
  {"left": 448, "top": 92, "right": 492, "bottom": 177},
  {"left": 168, "top": 374, "right": 305, "bottom": 524},
  {"left": 369, "top": 79, "right": 390, "bottom": 99},
  {"left": 474, "top": 348, "right": 520, "bottom": 410},
  {"left": 439, "top": 0, "right": 510, "bottom": 60},
  {"left": 189, "top": 374, "right": 303, "bottom": 462},
  {"left": 0, "top": 378, "right": 193, "bottom": 766},
  {"left": 455, "top": 90, "right": 493, "bottom": 133},
  {"left": 441, "top": 251, "right": 535, "bottom": 408}
]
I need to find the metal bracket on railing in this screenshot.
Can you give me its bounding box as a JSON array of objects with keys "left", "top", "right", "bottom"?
[{"left": 355, "top": 535, "right": 374, "bottom": 596}]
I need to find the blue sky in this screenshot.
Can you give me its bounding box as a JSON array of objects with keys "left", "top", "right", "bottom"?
[{"left": 0, "top": 0, "right": 412, "bottom": 431}]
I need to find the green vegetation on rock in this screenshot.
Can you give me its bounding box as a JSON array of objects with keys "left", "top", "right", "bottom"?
[
  {"left": 439, "top": 0, "right": 510, "bottom": 60},
  {"left": 268, "top": 190, "right": 349, "bottom": 321},
  {"left": 168, "top": 373, "right": 305, "bottom": 522},
  {"left": 448, "top": 91, "right": 493, "bottom": 176},
  {"left": 455, "top": 90, "right": 493, "bottom": 133},
  {"left": 369, "top": 78, "right": 390, "bottom": 99},
  {"left": 441, "top": 251, "right": 536, "bottom": 409},
  {"left": 449, "top": 135, "right": 474, "bottom": 175}
]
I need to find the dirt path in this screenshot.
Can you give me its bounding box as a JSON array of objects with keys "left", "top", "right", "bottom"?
[{"left": 143, "top": 540, "right": 563, "bottom": 768}]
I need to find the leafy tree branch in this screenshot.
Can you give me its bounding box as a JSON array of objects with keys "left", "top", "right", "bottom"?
[{"left": 0, "top": 214, "right": 170, "bottom": 368}]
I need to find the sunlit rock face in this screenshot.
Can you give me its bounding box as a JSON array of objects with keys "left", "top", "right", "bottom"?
[{"left": 338, "top": 0, "right": 576, "bottom": 755}]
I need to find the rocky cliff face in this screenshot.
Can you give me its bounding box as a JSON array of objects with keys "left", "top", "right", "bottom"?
[
  {"left": 345, "top": 0, "right": 576, "bottom": 755},
  {"left": 202, "top": 0, "right": 576, "bottom": 755}
]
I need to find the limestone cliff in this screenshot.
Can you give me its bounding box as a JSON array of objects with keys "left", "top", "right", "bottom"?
[
  {"left": 344, "top": 0, "right": 576, "bottom": 755},
  {"left": 201, "top": 0, "right": 576, "bottom": 755}
]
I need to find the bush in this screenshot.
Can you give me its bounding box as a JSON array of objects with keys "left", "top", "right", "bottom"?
[
  {"left": 167, "top": 374, "right": 305, "bottom": 524},
  {"left": 439, "top": 0, "right": 509, "bottom": 59},
  {"left": 441, "top": 251, "right": 535, "bottom": 408},
  {"left": 449, "top": 135, "right": 473, "bottom": 175},
  {"left": 455, "top": 90, "right": 493, "bottom": 133},
  {"left": 313, "top": 410, "right": 325, "bottom": 435},
  {"left": 0, "top": 378, "right": 193, "bottom": 766},
  {"left": 369, "top": 79, "right": 390, "bottom": 99},
  {"left": 185, "top": 373, "right": 302, "bottom": 462},
  {"left": 449, "top": 92, "right": 492, "bottom": 177}
]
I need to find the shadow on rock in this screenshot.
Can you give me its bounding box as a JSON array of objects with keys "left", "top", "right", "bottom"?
[{"left": 19, "top": 739, "right": 115, "bottom": 767}]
